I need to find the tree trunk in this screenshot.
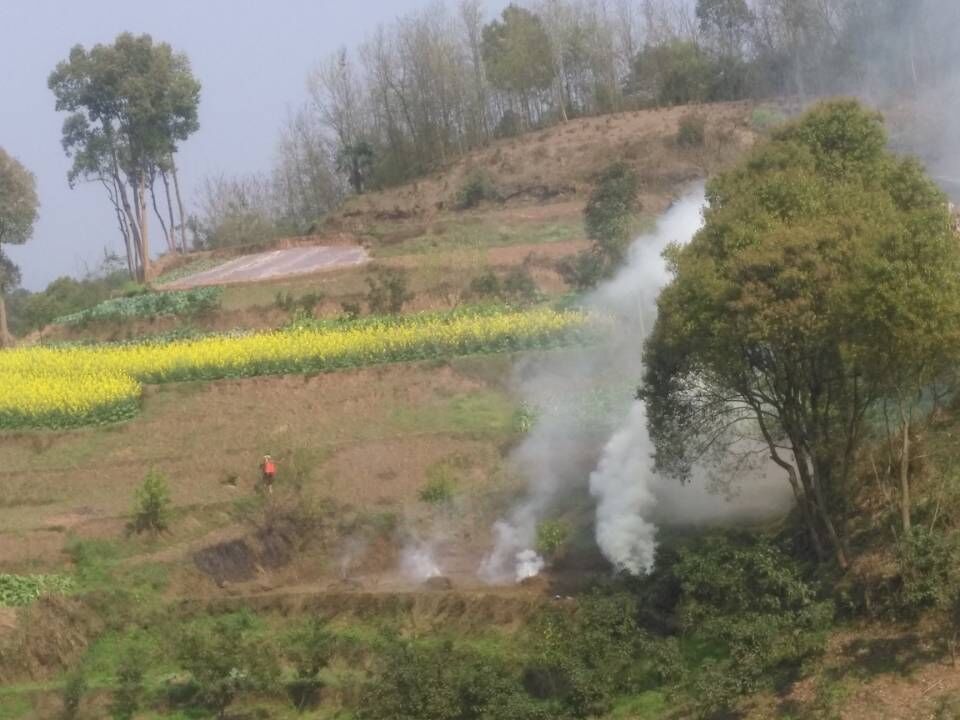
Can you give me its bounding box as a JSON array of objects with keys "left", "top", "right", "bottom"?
[
  {"left": 137, "top": 179, "right": 150, "bottom": 282},
  {"left": 112, "top": 155, "right": 144, "bottom": 281},
  {"left": 160, "top": 169, "right": 179, "bottom": 254},
  {"left": 900, "top": 416, "right": 912, "bottom": 533},
  {"left": 170, "top": 158, "right": 189, "bottom": 253},
  {"left": 150, "top": 179, "right": 173, "bottom": 254},
  {"left": 0, "top": 293, "right": 11, "bottom": 348},
  {"left": 807, "top": 453, "right": 849, "bottom": 569}
]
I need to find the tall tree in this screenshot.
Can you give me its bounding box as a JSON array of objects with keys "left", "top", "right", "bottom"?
[
  {"left": 0, "top": 148, "right": 39, "bottom": 347},
  {"left": 642, "top": 101, "right": 960, "bottom": 568},
  {"left": 482, "top": 5, "right": 556, "bottom": 127},
  {"left": 49, "top": 33, "right": 200, "bottom": 281}
]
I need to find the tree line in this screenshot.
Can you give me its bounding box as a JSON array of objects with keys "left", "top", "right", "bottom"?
[
  {"left": 301, "top": 0, "right": 958, "bottom": 193},
  {"left": 194, "top": 0, "right": 960, "bottom": 252}
]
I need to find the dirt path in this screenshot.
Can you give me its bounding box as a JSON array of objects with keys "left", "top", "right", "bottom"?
[{"left": 160, "top": 245, "right": 370, "bottom": 289}]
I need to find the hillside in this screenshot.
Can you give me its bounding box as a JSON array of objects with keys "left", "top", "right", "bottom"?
[{"left": 3, "top": 101, "right": 960, "bottom": 720}]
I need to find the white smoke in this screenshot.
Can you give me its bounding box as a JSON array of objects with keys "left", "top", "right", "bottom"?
[
  {"left": 589, "top": 402, "right": 659, "bottom": 575},
  {"left": 400, "top": 542, "right": 442, "bottom": 581},
  {"left": 481, "top": 185, "right": 794, "bottom": 582},
  {"left": 515, "top": 549, "right": 546, "bottom": 582}
]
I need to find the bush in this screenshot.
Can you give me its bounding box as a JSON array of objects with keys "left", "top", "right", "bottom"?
[
  {"left": 284, "top": 617, "right": 334, "bottom": 711},
  {"left": 127, "top": 469, "right": 172, "bottom": 536},
  {"left": 366, "top": 266, "right": 413, "bottom": 315},
  {"left": 176, "top": 612, "right": 280, "bottom": 718},
  {"left": 466, "top": 267, "right": 540, "bottom": 305},
  {"left": 676, "top": 113, "right": 706, "bottom": 148},
  {"left": 561, "top": 161, "right": 641, "bottom": 290},
  {"left": 894, "top": 527, "right": 957, "bottom": 617},
  {"left": 359, "top": 639, "right": 546, "bottom": 720},
  {"left": 557, "top": 249, "right": 607, "bottom": 291},
  {"left": 454, "top": 168, "right": 500, "bottom": 210},
  {"left": 670, "top": 535, "right": 834, "bottom": 716},
  {"left": 535, "top": 520, "right": 569, "bottom": 560},
  {"left": 751, "top": 105, "right": 788, "bottom": 133},
  {"left": 61, "top": 668, "right": 87, "bottom": 720},
  {"left": 527, "top": 591, "right": 648, "bottom": 718},
  {"left": 420, "top": 461, "right": 457, "bottom": 506},
  {"left": 467, "top": 270, "right": 502, "bottom": 299},
  {"left": 109, "top": 647, "right": 145, "bottom": 720}
]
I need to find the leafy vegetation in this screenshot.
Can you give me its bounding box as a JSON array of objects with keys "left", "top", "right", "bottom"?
[
  {"left": 127, "top": 469, "right": 173, "bottom": 537},
  {"left": 0, "top": 574, "right": 74, "bottom": 607},
  {"left": 366, "top": 266, "right": 414, "bottom": 314},
  {"left": 642, "top": 100, "right": 960, "bottom": 569},
  {"left": 454, "top": 167, "right": 501, "bottom": 210},
  {"left": 174, "top": 612, "right": 279, "bottom": 718},
  {"left": 559, "top": 162, "right": 640, "bottom": 290},
  {"left": 676, "top": 113, "right": 706, "bottom": 147},
  {"left": 54, "top": 286, "right": 222, "bottom": 326}
]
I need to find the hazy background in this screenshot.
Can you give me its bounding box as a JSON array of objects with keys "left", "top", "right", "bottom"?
[{"left": 0, "top": 0, "right": 509, "bottom": 290}]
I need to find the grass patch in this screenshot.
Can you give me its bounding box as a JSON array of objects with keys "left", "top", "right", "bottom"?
[
  {"left": 389, "top": 390, "right": 516, "bottom": 437},
  {"left": 373, "top": 218, "right": 581, "bottom": 257},
  {"left": 608, "top": 691, "right": 669, "bottom": 719}
]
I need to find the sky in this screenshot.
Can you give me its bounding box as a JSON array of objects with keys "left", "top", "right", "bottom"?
[{"left": 0, "top": 0, "right": 506, "bottom": 290}]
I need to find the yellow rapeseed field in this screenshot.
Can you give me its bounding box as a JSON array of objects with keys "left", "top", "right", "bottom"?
[{"left": 0, "top": 307, "right": 590, "bottom": 429}]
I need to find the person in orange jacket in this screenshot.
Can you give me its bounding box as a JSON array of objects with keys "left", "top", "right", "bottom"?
[{"left": 259, "top": 454, "right": 277, "bottom": 494}]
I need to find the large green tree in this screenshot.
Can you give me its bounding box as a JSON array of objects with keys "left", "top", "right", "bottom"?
[
  {"left": 482, "top": 5, "right": 555, "bottom": 127},
  {"left": 0, "top": 148, "right": 39, "bottom": 347},
  {"left": 642, "top": 101, "right": 960, "bottom": 567},
  {"left": 49, "top": 33, "right": 200, "bottom": 281}
]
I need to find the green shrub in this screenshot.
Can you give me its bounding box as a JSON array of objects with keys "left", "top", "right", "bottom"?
[
  {"left": 284, "top": 617, "right": 334, "bottom": 711},
  {"left": 60, "top": 668, "right": 87, "bottom": 720},
  {"left": 454, "top": 168, "right": 501, "bottom": 210},
  {"left": 54, "top": 286, "right": 222, "bottom": 326},
  {"left": 109, "top": 647, "right": 145, "bottom": 720},
  {"left": 670, "top": 535, "right": 834, "bottom": 716},
  {"left": 419, "top": 472, "right": 456, "bottom": 506},
  {"left": 751, "top": 105, "right": 788, "bottom": 133},
  {"left": 176, "top": 612, "right": 280, "bottom": 718},
  {"left": 557, "top": 249, "right": 608, "bottom": 291},
  {"left": 503, "top": 266, "right": 540, "bottom": 304},
  {"left": 468, "top": 270, "right": 502, "bottom": 299},
  {"left": 127, "top": 469, "right": 172, "bottom": 537},
  {"left": 527, "top": 591, "right": 648, "bottom": 718},
  {"left": 0, "top": 574, "right": 74, "bottom": 607},
  {"left": 535, "top": 520, "right": 569, "bottom": 560},
  {"left": 894, "top": 526, "right": 957, "bottom": 617},
  {"left": 561, "top": 161, "right": 641, "bottom": 290},
  {"left": 366, "top": 266, "right": 413, "bottom": 315},
  {"left": 359, "top": 638, "right": 546, "bottom": 720},
  {"left": 676, "top": 113, "right": 706, "bottom": 148}
]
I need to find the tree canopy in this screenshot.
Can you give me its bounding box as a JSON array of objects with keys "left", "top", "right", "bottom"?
[
  {"left": 642, "top": 100, "right": 960, "bottom": 567},
  {"left": 0, "top": 148, "right": 39, "bottom": 346},
  {"left": 49, "top": 33, "right": 200, "bottom": 280}
]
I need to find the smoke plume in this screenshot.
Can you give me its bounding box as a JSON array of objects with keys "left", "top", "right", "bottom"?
[{"left": 481, "top": 185, "right": 793, "bottom": 582}]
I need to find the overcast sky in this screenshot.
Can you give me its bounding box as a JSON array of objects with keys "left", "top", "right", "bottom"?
[{"left": 0, "top": 0, "right": 507, "bottom": 290}]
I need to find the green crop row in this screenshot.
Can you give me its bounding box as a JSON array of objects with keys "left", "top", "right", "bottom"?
[
  {"left": 54, "top": 287, "right": 223, "bottom": 326},
  {"left": 0, "top": 574, "right": 75, "bottom": 607}
]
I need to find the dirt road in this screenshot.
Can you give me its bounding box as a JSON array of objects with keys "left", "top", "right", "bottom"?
[{"left": 161, "top": 245, "right": 370, "bottom": 289}]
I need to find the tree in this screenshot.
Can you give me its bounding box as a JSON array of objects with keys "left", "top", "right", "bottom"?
[
  {"left": 0, "top": 148, "right": 38, "bottom": 347},
  {"left": 176, "top": 612, "right": 279, "bottom": 719},
  {"left": 336, "top": 140, "right": 375, "bottom": 194},
  {"left": 49, "top": 33, "right": 201, "bottom": 281},
  {"left": 642, "top": 101, "right": 960, "bottom": 568},
  {"left": 128, "top": 468, "right": 172, "bottom": 536},
  {"left": 482, "top": 5, "right": 556, "bottom": 127},
  {"left": 559, "top": 161, "right": 639, "bottom": 289}
]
